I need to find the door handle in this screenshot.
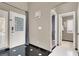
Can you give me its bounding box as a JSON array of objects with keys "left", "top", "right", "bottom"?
[{"left": 11, "top": 27, "right": 14, "bottom": 33}]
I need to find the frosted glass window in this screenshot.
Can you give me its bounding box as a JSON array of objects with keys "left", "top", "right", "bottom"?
[
  {"left": 67, "top": 20, "right": 73, "bottom": 33},
  {"left": 15, "top": 17, "right": 24, "bottom": 31}
]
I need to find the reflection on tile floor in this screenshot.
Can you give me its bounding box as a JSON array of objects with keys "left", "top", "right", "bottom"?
[{"left": 0, "top": 44, "right": 50, "bottom": 56}]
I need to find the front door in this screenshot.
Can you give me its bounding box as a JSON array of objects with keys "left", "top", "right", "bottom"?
[{"left": 9, "top": 11, "right": 26, "bottom": 48}]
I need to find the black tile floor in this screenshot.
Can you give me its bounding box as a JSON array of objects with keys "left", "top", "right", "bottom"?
[{"left": 0, "top": 44, "right": 51, "bottom": 56}]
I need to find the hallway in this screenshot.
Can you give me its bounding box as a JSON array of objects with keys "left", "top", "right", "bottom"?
[
  {"left": 0, "top": 2, "right": 78, "bottom": 56},
  {"left": 49, "top": 41, "right": 78, "bottom": 56}
]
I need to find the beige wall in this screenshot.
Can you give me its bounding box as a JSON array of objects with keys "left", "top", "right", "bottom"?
[
  {"left": 28, "top": 2, "right": 62, "bottom": 51},
  {"left": 28, "top": 2, "right": 78, "bottom": 51}
]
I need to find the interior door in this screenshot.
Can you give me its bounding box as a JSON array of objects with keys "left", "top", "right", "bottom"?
[
  {"left": 9, "top": 11, "right": 26, "bottom": 48},
  {"left": 0, "top": 10, "right": 8, "bottom": 50}
]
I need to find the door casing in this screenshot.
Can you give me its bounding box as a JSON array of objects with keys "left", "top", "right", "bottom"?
[
  {"left": 59, "top": 11, "right": 76, "bottom": 49},
  {"left": 50, "top": 9, "right": 57, "bottom": 51}
]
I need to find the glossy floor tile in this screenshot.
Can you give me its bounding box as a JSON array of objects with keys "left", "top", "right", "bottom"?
[
  {"left": 0, "top": 45, "right": 50, "bottom": 56},
  {"left": 49, "top": 41, "right": 78, "bottom": 56}
]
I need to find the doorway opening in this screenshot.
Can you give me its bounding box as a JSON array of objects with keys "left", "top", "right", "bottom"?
[
  {"left": 52, "top": 15, "right": 55, "bottom": 48},
  {"left": 50, "top": 10, "right": 57, "bottom": 51},
  {"left": 59, "top": 11, "right": 76, "bottom": 49},
  {"left": 62, "top": 16, "right": 73, "bottom": 48}
]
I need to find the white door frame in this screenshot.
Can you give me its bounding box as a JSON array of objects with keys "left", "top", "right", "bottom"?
[
  {"left": 50, "top": 9, "right": 57, "bottom": 51},
  {"left": 59, "top": 11, "right": 76, "bottom": 49}
]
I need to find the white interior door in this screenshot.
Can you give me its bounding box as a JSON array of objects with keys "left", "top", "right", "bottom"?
[
  {"left": 9, "top": 11, "right": 26, "bottom": 48},
  {"left": 0, "top": 10, "right": 8, "bottom": 50}
]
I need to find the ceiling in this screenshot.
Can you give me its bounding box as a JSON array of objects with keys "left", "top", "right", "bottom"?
[{"left": 5, "top": 2, "right": 63, "bottom": 11}]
